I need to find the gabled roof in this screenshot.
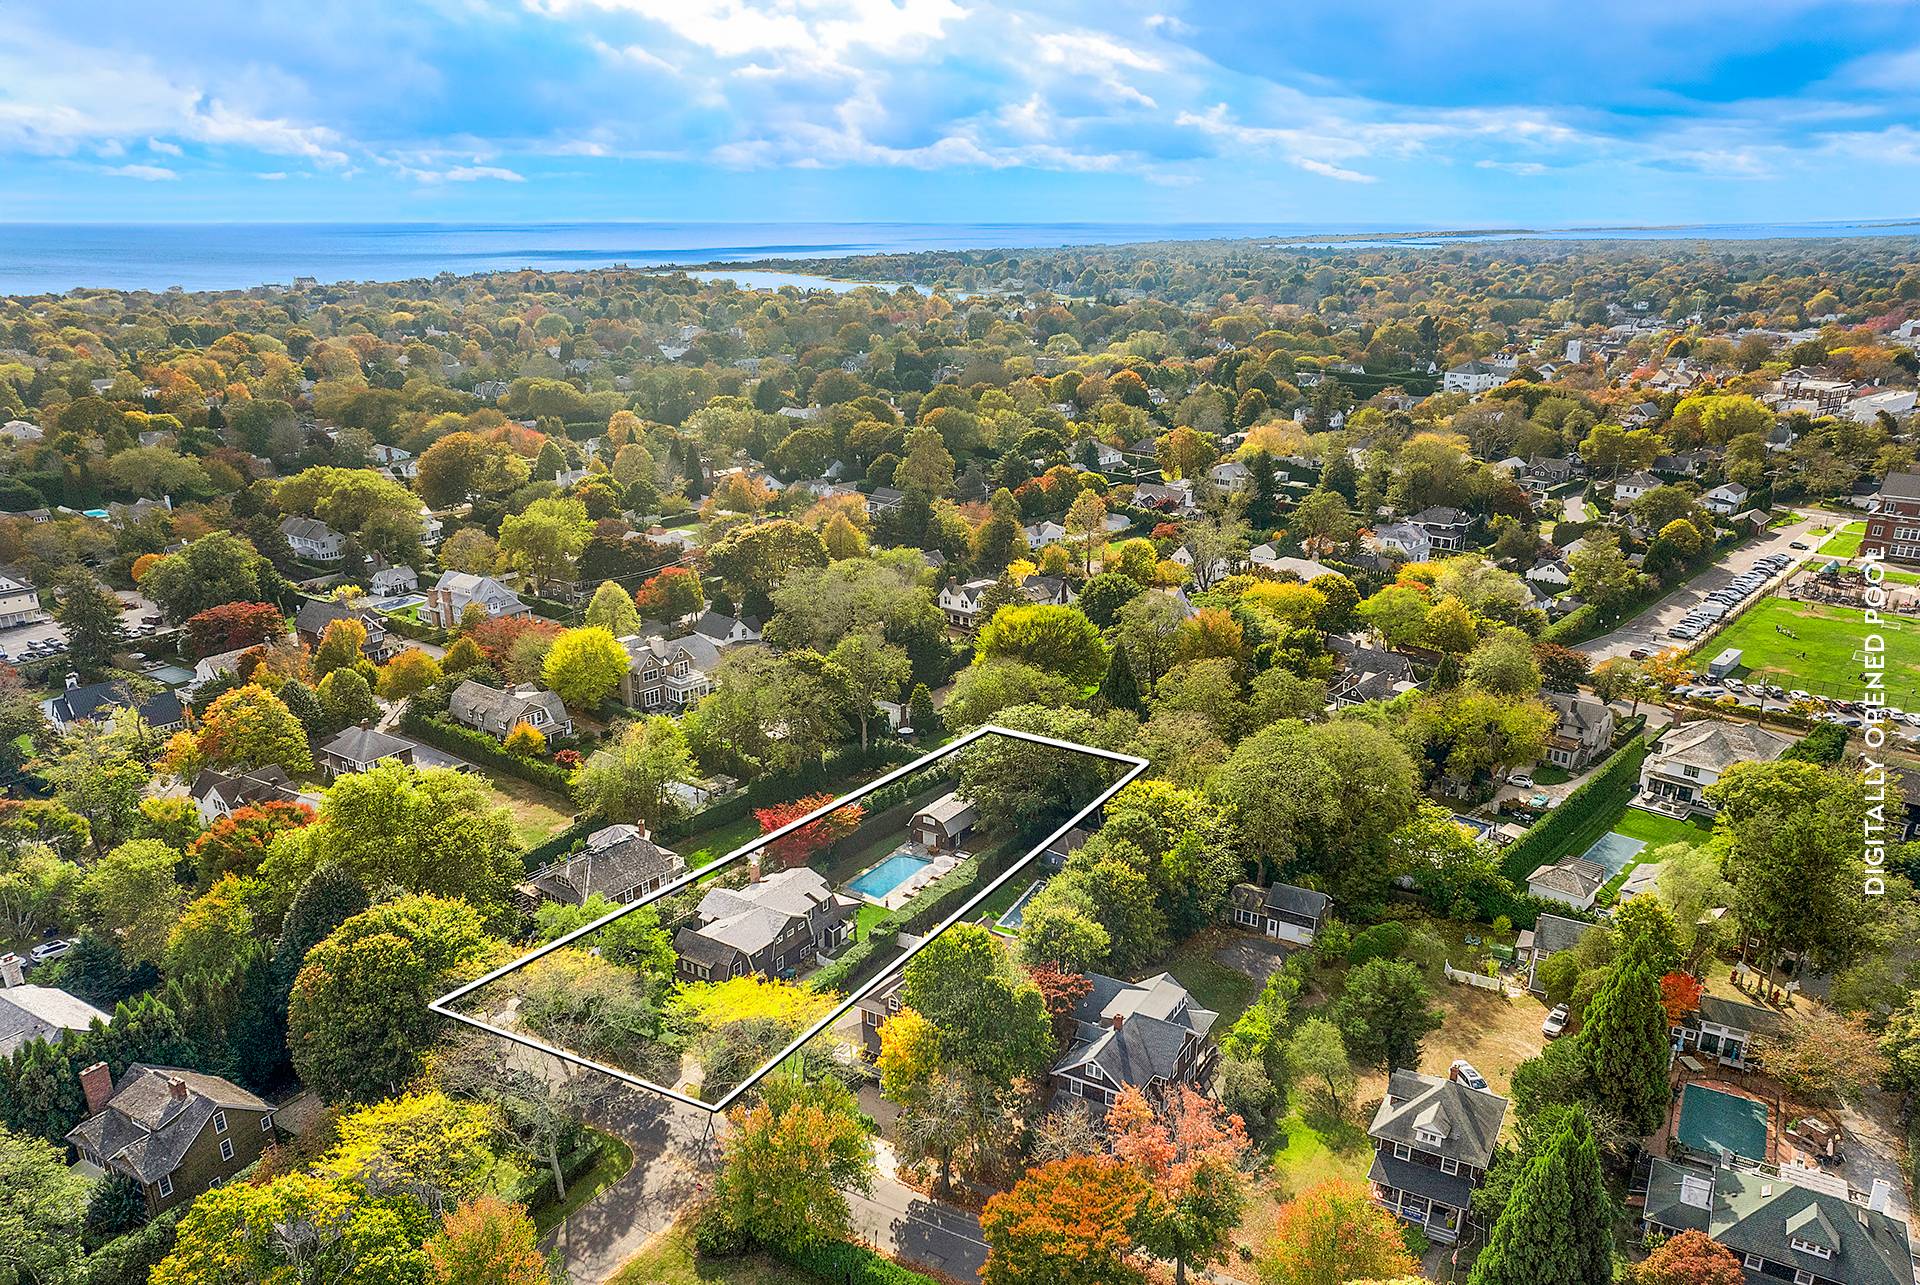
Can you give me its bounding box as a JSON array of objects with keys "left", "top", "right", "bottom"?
[
  {"left": 0, "top": 985, "right": 109, "bottom": 1056},
  {"left": 1652, "top": 719, "right": 1792, "bottom": 775},
  {"left": 1644, "top": 1159, "right": 1912, "bottom": 1285},
  {"left": 1532, "top": 912, "right": 1595, "bottom": 957},
  {"left": 47, "top": 681, "right": 184, "bottom": 728},
  {"left": 1055, "top": 971, "right": 1217, "bottom": 1089},
  {"left": 66, "top": 1064, "right": 270, "bottom": 1184},
  {"left": 528, "top": 825, "right": 684, "bottom": 904},
  {"left": 1528, "top": 856, "right": 1607, "bottom": 901},
  {"left": 1242, "top": 882, "right": 1331, "bottom": 921},
  {"left": 1368, "top": 1069, "right": 1507, "bottom": 1168},
  {"left": 189, "top": 765, "right": 297, "bottom": 810}
]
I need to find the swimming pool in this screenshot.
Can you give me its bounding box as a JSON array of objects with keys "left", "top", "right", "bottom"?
[
  {"left": 997, "top": 879, "right": 1048, "bottom": 932},
  {"left": 848, "top": 851, "right": 932, "bottom": 902}
]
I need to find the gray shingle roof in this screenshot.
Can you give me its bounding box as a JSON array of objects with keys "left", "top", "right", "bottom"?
[
  {"left": 1368, "top": 1070, "right": 1508, "bottom": 1169},
  {"left": 0, "top": 985, "right": 108, "bottom": 1056},
  {"left": 66, "top": 1065, "right": 270, "bottom": 1184}
]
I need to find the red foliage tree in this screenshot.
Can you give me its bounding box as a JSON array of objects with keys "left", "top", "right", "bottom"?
[
  {"left": 190, "top": 799, "right": 316, "bottom": 880},
  {"left": 185, "top": 601, "right": 286, "bottom": 659},
  {"left": 465, "top": 614, "right": 563, "bottom": 666},
  {"left": 632, "top": 565, "right": 704, "bottom": 620},
  {"left": 980, "top": 1155, "right": 1147, "bottom": 1285},
  {"left": 754, "top": 793, "right": 864, "bottom": 870},
  {"left": 1028, "top": 962, "right": 1093, "bottom": 1044},
  {"left": 1661, "top": 971, "right": 1704, "bottom": 1026},
  {"left": 1636, "top": 1229, "right": 1745, "bottom": 1285}
]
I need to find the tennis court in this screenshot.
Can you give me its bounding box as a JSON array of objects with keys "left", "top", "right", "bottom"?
[{"left": 1577, "top": 831, "right": 1646, "bottom": 878}]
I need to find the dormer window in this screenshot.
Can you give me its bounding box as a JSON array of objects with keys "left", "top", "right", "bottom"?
[
  {"left": 1415, "top": 1127, "right": 1444, "bottom": 1147},
  {"left": 1789, "top": 1238, "right": 1832, "bottom": 1260}
]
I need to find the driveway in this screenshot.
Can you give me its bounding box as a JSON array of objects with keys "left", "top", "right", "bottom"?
[{"left": 1582, "top": 512, "right": 1822, "bottom": 663}]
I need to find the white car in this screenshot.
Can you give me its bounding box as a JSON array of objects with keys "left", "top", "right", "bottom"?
[
  {"left": 28, "top": 939, "right": 74, "bottom": 966},
  {"left": 1448, "top": 1059, "right": 1489, "bottom": 1091},
  {"left": 1508, "top": 774, "right": 1535, "bottom": 790},
  {"left": 1542, "top": 1004, "right": 1570, "bottom": 1039}
]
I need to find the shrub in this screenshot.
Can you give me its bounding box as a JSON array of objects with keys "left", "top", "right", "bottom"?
[{"left": 1347, "top": 921, "right": 1409, "bottom": 966}]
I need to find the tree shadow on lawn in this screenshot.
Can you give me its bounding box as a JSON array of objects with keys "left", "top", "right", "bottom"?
[{"left": 1266, "top": 1095, "right": 1373, "bottom": 1199}]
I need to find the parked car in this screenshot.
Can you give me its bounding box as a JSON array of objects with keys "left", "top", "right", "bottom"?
[
  {"left": 1509, "top": 774, "right": 1535, "bottom": 790},
  {"left": 1542, "top": 1004, "right": 1570, "bottom": 1039},
  {"left": 29, "top": 939, "right": 74, "bottom": 966},
  {"left": 1448, "top": 1059, "right": 1489, "bottom": 1091},
  {"left": 1789, "top": 540, "right": 1809, "bottom": 550}
]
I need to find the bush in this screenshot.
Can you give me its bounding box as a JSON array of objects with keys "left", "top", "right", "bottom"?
[
  {"left": 776, "top": 1239, "right": 942, "bottom": 1284},
  {"left": 691, "top": 1203, "right": 748, "bottom": 1259},
  {"left": 1347, "top": 921, "right": 1410, "bottom": 966},
  {"left": 397, "top": 705, "right": 575, "bottom": 794},
  {"left": 1498, "top": 736, "right": 1648, "bottom": 898}
]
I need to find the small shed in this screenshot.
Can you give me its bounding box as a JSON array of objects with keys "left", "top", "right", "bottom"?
[{"left": 1707, "top": 648, "right": 1743, "bottom": 679}]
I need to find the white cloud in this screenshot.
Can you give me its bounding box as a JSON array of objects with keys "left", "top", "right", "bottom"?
[
  {"left": 1298, "top": 157, "right": 1376, "bottom": 183},
  {"left": 146, "top": 137, "right": 183, "bottom": 156},
  {"left": 100, "top": 163, "right": 177, "bottom": 180},
  {"left": 538, "top": 0, "right": 963, "bottom": 65},
  {"left": 256, "top": 171, "right": 289, "bottom": 180}
]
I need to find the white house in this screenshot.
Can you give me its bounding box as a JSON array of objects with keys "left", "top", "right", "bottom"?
[
  {"left": 1368, "top": 522, "right": 1432, "bottom": 562},
  {"left": 937, "top": 578, "right": 999, "bottom": 629},
  {"left": 0, "top": 574, "right": 46, "bottom": 629},
  {"left": 1639, "top": 720, "right": 1793, "bottom": 817},
  {"left": 1702, "top": 482, "right": 1749, "bottom": 516},
  {"left": 422, "top": 571, "right": 529, "bottom": 630},
  {"left": 1526, "top": 855, "right": 1608, "bottom": 911},
  {"left": 278, "top": 516, "right": 346, "bottom": 563},
  {"left": 1442, "top": 360, "right": 1504, "bottom": 394},
  {"left": 1613, "top": 471, "right": 1662, "bottom": 504},
  {"left": 1229, "top": 882, "right": 1332, "bottom": 946}
]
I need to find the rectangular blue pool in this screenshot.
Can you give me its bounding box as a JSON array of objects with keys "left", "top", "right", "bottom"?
[{"left": 848, "top": 851, "right": 932, "bottom": 901}]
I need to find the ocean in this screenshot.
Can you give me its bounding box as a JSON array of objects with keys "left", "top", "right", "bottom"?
[{"left": 0, "top": 219, "right": 1916, "bottom": 298}]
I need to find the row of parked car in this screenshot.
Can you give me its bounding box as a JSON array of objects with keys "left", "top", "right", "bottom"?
[
  {"left": 0, "top": 634, "right": 67, "bottom": 663},
  {"left": 1667, "top": 676, "right": 1920, "bottom": 731},
  {"left": 1667, "top": 552, "right": 1794, "bottom": 641}
]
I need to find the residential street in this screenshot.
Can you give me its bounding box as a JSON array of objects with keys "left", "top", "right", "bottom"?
[
  {"left": 547, "top": 1084, "right": 991, "bottom": 1284},
  {"left": 1581, "top": 511, "right": 1823, "bottom": 662}
]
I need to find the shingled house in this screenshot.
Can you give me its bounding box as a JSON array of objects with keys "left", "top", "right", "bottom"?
[
  {"left": 1642, "top": 1158, "right": 1912, "bottom": 1285},
  {"left": 67, "top": 1063, "right": 277, "bottom": 1213},
  {"left": 1229, "top": 882, "right": 1332, "bottom": 947},
  {"left": 1052, "top": 972, "right": 1219, "bottom": 1109},
  {"left": 517, "top": 823, "right": 686, "bottom": 910},
  {"left": 673, "top": 867, "right": 857, "bottom": 982},
  {"left": 1367, "top": 1069, "right": 1508, "bottom": 1245},
  {"left": 449, "top": 680, "right": 572, "bottom": 740}
]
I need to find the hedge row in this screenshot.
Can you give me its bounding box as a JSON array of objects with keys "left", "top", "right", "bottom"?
[
  {"left": 810, "top": 837, "right": 1022, "bottom": 996},
  {"left": 1499, "top": 735, "right": 1649, "bottom": 887},
  {"left": 398, "top": 706, "right": 577, "bottom": 796},
  {"left": 522, "top": 816, "right": 598, "bottom": 873},
  {"left": 380, "top": 611, "right": 447, "bottom": 644},
  {"left": 657, "top": 741, "right": 924, "bottom": 843},
  {"left": 774, "top": 1240, "right": 943, "bottom": 1285}
]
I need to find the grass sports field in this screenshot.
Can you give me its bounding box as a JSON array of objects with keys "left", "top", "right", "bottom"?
[{"left": 1694, "top": 596, "right": 1920, "bottom": 707}]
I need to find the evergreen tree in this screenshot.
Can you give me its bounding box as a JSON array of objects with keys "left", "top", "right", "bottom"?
[
  {"left": 1245, "top": 450, "right": 1280, "bottom": 528},
  {"left": 51, "top": 567, "right": 128, "bottom": 676},
  {"left": 1575, "top": 955, "right": 1670, "bottom": 1134},
  {"left": 906, "top": 683, "right": 941, "bottom": 740},
  {"left": 277, "top": 678, "right": 326, "bottom": 737},
  {"left": 1099, "top": 643, "right": 1143, "bottom": 715},
  {"left": 97, "top": 993, "right": 195, "bottom": 1078},
  {"left": 9, "top": 1036, "right": 86, "bottom": 1143},
  {"left": 1468, "top": 1109, "right": 1613, "bottom": 1285},
  {"left": 273, "top": 862, "right": 371, "bottom": 1002}
]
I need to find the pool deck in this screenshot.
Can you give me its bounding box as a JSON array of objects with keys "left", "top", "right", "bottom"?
[{"left": 848, "top": 845, "right": 966, "bottom": 911}]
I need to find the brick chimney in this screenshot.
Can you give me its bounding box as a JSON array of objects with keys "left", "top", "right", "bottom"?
[
  {"left": 79, "top": 1062, "right": 112, "bottom": 1116},
  {"left": 166, "top": 1076, "right": 188, "bottom": 1102},
  {"left": 748, "top": 852, "right": 763, "bottom": 883},
  {"left": 1111, "top": 1012, "right": 1125, "bottom": 1032}
]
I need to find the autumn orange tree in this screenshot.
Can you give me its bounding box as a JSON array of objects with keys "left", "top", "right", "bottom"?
[
  {"left": 1258, "top": 1179, "right": 1417, "bottom": 1285},
  {"left": 754, "top": 793, "right": 864, "bottom": 870},
  {"left": 981, "top": 1155, "right": 1147, "bottom": 1285},
  {"left": 424, "top": 1196, "right": 550, "bottom": 1285},
  {"left": 191, "top": 799, "right": 316, "bottom": 880},
  {"left": 1634, "top": 1230, "right": 1744, "bottom": 1285},
  {"left": 1659, "top": 971, "right": 1703, "bottom": 1025},
  {"left": 1028, "top": 962, "right": 1092, "bottom": 1044},
  {"left": 1106, "top": 1085, "right": 1249, "bottom": 1285}
]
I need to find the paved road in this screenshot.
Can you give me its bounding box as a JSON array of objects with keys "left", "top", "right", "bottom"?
[
  {"left": 547, "top": 1084, "right": 992, "bottom": 1285},
  {"left": 1581, "top": 512, "right": 1823, "bottom": 663}
]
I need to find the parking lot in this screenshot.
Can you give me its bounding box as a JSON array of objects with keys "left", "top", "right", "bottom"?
[
  {"left": 1583, "top": 512, "right": 1823, "bottom": 662},
  {"left": 0, "top": 589, "right": 165, "bottom": 665}
]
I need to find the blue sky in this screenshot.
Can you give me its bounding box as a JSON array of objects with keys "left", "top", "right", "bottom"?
[{"left": 2, "top": 0, "right": 1917, "bottom": 225}]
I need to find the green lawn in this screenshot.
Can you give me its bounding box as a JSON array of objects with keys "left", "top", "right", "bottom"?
[
  {"left": 611, "top": 1222, "right": 818, "bottom": 1285},
  {"left": 528, "top": 1129, "right": 633, "bottom": 1237},
  {"left": 679, "top": 813, "right": 763, "bottom": 871},
  {"left": 1533, "top": 764, "right": 1572, "bottom": 786},
  {"left": 481, "top": 776, "right": 576, "bottom": 848},
  {"left": 1819, "top": 521, "right": 1865, "bottom": 557},
  {"left": 856, "top": 903, "right": 890, "bottom": 940},
  {"left": 1596, "top": 809, "right": 1715, "bottom": 905},
  {"left": 1691, "top": 596, "right": 1920, "bottom": 706},
  {"left": 1162, "top": 932, "right": 1263, "bottom": 1027},
  {"left": 1266, "top": 1097, "right": 1374, "bottom": 1199}
]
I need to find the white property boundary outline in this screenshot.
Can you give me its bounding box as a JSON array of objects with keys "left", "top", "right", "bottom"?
[{"left": 432, "top": 724, "right": 1149, "bottom": 1115}]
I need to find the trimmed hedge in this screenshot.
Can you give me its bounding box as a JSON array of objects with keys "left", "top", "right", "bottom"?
[
  {"left": 398, "top": 706, "right": 577, "bottom": 795},
  {"left": 1499, "top": 735, "right": 1649, "bottom": 890},
  {"left": 657, "top": 741, "right": 924, "bottom": 843},
  {"left": 523, "top": 816, "right": 598, "bottom": 873},
  {"left": 774, "top": 1240, "right": 943, "bottom": 1285},
  {"left": 380, "top": 611, "right": 447, "bottom": 644}
]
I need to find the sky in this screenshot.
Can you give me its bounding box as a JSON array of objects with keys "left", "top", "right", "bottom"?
[{"left": 1, "top": 0, "right": 1918, "bottom": 226}]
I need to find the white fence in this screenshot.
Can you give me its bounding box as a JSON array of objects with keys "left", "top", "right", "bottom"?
[{"left": 1445, "top": 961, "right": 1504, "bottom": 993}]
